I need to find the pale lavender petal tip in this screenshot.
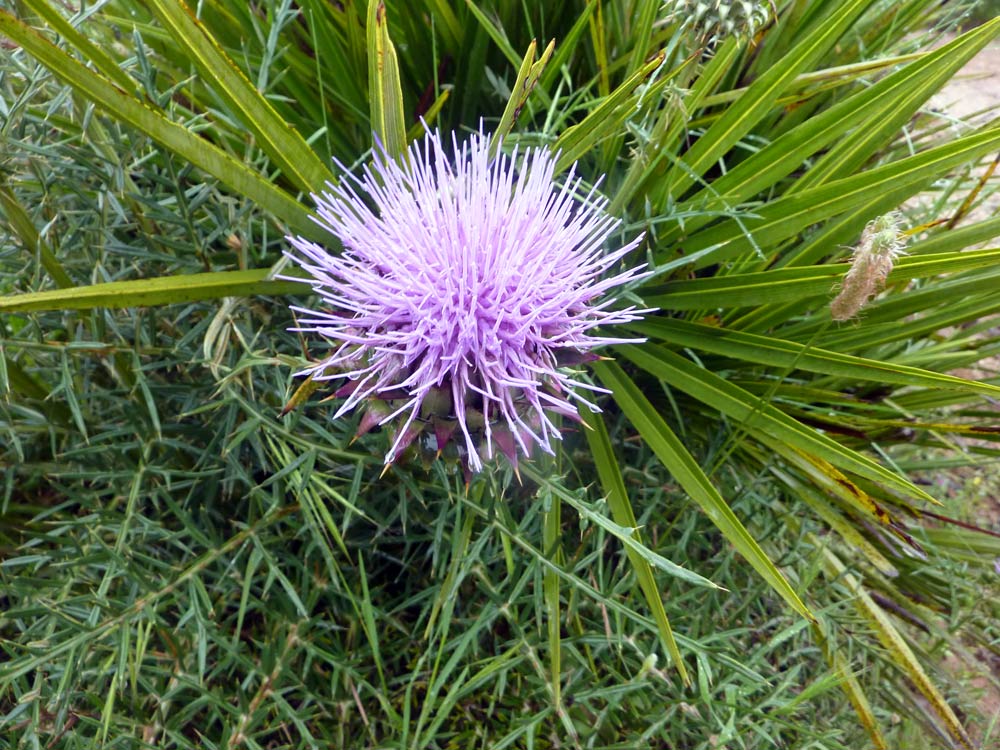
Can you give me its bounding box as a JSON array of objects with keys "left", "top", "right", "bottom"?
[{"left": 285, "top": 128, "right": 652, "bottom": 471}]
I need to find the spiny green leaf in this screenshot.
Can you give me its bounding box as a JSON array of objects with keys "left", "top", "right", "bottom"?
[
  {"left": 553, "top": 50, "right": 667, "bottom": 173},
  {"left": 815, "top": 540, "right": 974, "bottom": 750},
  {"left": 657, "top": 20, "right": 1000, "bottom": 242},
  {"left": 20, "top": 0, "right": 136, "bottom": 93}
]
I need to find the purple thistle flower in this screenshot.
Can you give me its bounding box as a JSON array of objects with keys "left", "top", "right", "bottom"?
[{"left": 285, "top": 129, "right": 650, "bottom": 472}]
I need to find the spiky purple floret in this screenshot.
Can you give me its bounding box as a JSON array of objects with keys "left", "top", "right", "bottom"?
[{"left": 285, "top": 129, "right": 650, "bottom": 471}]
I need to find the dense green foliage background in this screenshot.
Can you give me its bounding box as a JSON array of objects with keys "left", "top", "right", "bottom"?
[{"left": 2, "top": 0, "right": 999, "bottom": 747}]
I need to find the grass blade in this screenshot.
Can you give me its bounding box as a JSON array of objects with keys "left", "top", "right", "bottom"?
[
  {"left": 634, "top": 318, "right": 1000, "bottom": 397},
  {"left": 815, "top": 538, "right": 974, "bottom": 749},
  {"left": 0, "top": 9, "right": 316, "bottom": 239},
  {"left": 645, "top": 246, "right": 1000, "bottom": 309},
  {"left": 618, "top": 345, "right": 938, "bottom": 505},
  {"left": 367, "top": 0, "right": 407, "bottom": 158},
  {"left": 592, "top": 360, "right": 814, "bottom": 622},
  {"left": 146, "top": 0, "right": 335, "bottom": 194},
  {"left": 0, "top": 185, "right": 73, "bottom": 289},
  {"left": 578, "top": 409, "right": 692, "bottom": 683},
  {"left": 661, "top": 0, "right": 871, "bottom": 197},
  {"left": 0, "top": 270, "right": 304, "bottom": 313},
  {"left": 542, "top": 478, "right": 562, "bottom": 707},
  {"left": 491, "top": 39, "right": 555, "bottom": 150}
]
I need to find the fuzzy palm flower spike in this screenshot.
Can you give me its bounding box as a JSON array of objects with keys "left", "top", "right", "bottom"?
[{"left": 285, "top": 129, "right": 650, "bottom": 472}]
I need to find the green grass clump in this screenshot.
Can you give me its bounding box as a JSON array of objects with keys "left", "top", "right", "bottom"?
[{"left": 2, "top": 0, "right": 1000, "bottom": 747}]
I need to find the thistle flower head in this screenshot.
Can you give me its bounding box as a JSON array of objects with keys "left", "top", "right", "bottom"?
[
  {"left": 663, "top": 0, "right": 774, "bottom": 44},
  {"left": 285, "top": 129, "right": 650, "bottom": 472}
]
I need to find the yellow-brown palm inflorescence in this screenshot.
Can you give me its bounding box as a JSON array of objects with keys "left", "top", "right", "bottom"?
[{"left": 830, "top": 213, "right": 907, "bottom": 322}]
